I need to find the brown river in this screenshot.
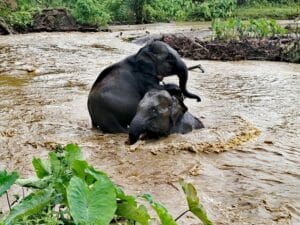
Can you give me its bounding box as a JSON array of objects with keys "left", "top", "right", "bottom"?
[{"left": 0, "top": 23, "right": 299, "bottom": 224}]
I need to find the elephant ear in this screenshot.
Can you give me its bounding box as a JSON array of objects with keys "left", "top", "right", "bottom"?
[
  {"left": 136, "top": 48, "right": 157, "bottom": 75},
  {"left": 170, "top": 96, "right": 187, "bottom": 126}
]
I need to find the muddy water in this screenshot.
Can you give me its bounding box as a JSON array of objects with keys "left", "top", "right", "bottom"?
[{"left": 0, "top": 23, "right": 299, "bottom": 224}]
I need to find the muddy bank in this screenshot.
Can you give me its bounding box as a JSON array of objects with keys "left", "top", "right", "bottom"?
[
  {"left": 161, "top": 34, "right": 300, "bottom": 63},
  {"left": 1, "top": 8, "right": 108, "bottom": 34}
]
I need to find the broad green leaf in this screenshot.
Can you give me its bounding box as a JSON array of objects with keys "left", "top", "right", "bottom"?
[
  {"left": 116, "top": 202, "right": 150, "bottom": 225},
  {"left": 32, "top": 158, "right": 50, "bottom": 178},
  {"left": 0, "top": 171, "right": 19, "bottom": 197},
  {"left": 115, "top": 186, "right": 137, "bottom": 206},
  {"left": 48, "top": 152, "right": 61, "bottom": 176},
  {"left": 180, "top": 180, "right": 213, "bottom": 225},
  {"left": 65, "top": 144, "right": 83, "bottom": 166},
  {"left": 71, "top": 160, "right": 89, "bottom": 180},
  {"left": 67, "top": 176, "right": 117, "bottom": 225},
  {"left": 143, "top": 194, "right": 177, "bottom": 225},
  {"left": 4, "top": 188, "right": 54, "bottom": 225},
  {"left": 85, "top": 167, "right": 115, "bottom": 190},
  {"left": 16, "top": 176, "right": 52, "bottom": 189}
]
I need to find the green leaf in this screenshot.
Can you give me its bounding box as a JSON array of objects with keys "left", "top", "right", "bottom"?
[
  {"left": 48, "top": 152, "right": 61, "bottom": 176},
  {"left": 85, "top": 167, "right": 114, "bottom": 189},
  {"left": 4, "top": 188, "right": 54, "bottom": 225},
  {"left": 65, "top": 144, "right": 83, "bottom": 166},
  {"left": 180, "top": 180, "right": 213, "bottom": 225},
  {"left": 16, "top": 176, "right": 52, "bottom": 189},
  {"left": 71, "top": 160, "right": 89, "bottom": 180},
  {"left": 116, "top": 202, "right": 150, "bottom": 225},
  {"left": 67, "top": 176, "right": 117, "bottom": 225},
  {"left": 0, "top": 171, "right": 19, "bottom": 197},
  {"left": 32, "top": 158, "right": 50, "bottom": 178},
  {"left": 143, "top": 194, "right": 177, "bottom": 225},
  {"left": 115, "top": 186, "right": 137, "bottom": 206}
]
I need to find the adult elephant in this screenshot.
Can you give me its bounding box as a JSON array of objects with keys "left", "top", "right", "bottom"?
[
  {"left": 128, "top": 84, "right": 204, "bottom": 144},
  {"left": 88, "top": 40, "right": 200, "bottom": 133}
]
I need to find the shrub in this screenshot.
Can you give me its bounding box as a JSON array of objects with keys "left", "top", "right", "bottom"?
[
  {"left": 188, "top": 0, "right": 237, "bottom": 20},
  {"left": 72, "top": 0, "right": 111, "bottom": 26},
  {"left": 212, "top": 18, "right": 288, "bottom": 40}
]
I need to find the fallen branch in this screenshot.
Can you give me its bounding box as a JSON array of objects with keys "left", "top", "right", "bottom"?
[{"left": 188, "top": 64, "right": 205, "bottom": 73}]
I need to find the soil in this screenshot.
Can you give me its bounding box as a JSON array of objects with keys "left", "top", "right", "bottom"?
[
  {"left": 160, "top": 34, "right": 300, "bottom": 63},
  {"left": 8, "top": 8, "right": 109, "bottom": 34},
  {"left": 30, "top": 8, "right": 102, "bottom": 32}
]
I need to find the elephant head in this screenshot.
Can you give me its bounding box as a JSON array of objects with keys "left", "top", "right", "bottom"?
[
  {"left": 136, "top": 41, "right": 201, "bottom": 102},
  {"left": 128, "top": 89, "right": 187, "bottom": 144}
]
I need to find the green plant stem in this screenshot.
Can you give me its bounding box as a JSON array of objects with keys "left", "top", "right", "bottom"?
[{"left": 175, "top": 209, "right": 190, "bottom": 221}]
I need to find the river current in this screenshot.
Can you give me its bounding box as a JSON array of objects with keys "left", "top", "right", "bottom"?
[{"left": 0, "top": 23, "right": 299, "bottom": 224}]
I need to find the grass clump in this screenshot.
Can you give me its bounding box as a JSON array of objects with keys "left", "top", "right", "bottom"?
[
  {"left": 212, "top": 18, "right": 288, "bottom": 40},
  {"left": 234, "top": 3, "right": 300, "bottom": 20}
]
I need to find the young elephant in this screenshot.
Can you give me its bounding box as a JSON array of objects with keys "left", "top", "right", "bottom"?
[{"left": 128, "top": 85, "right": 204, "bottom": 144}]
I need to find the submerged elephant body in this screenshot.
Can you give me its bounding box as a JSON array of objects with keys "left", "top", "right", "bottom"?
[
  {"left": 88, "top": 41, "right": 200, "bottom": 133},
  {"left": 128, "top": 86, "right": 204, "bottom": 144}
]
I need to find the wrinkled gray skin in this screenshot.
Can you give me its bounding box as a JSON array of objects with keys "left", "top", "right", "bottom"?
[
  {"left": 128, "top": 87, "right": 204, "bottom": 144},
  {"left": 87, "top": 41, "right": 201, "bottom": 133}
]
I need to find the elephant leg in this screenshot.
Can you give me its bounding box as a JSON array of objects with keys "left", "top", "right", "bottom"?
[{"left": 97, "top": 111, "right": 128, "bottom": 133}]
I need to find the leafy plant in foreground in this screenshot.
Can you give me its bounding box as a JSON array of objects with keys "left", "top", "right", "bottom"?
[{"left": 0, "top": 144, "right": 213, "bottom": 225}]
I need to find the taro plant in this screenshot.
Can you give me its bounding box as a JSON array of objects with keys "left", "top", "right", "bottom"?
[{"left": 0, "top": 144, "right": 213, "bottom": 225}]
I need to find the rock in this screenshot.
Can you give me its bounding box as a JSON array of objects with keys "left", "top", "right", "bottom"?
[{"left": 31, "top": 8, "right": 79, "bottom": 32}]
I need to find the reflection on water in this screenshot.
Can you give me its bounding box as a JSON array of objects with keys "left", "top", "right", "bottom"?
[{"left": 0, "top": 23, "right": 299, "bottom": 224}]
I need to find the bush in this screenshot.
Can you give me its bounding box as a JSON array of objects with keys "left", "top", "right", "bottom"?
[
  {"left": 212, "top": 18, "right": 287, "bottom": 40},
  {"left": 188, "top": 0, "right": 237, "bottom": 20},
  {"left": 72, "top": 0, "right": 111, "bottom": 26}
]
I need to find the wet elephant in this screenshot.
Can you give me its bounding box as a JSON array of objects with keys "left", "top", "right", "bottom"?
[
  {"left": 128, "top": 84, "right": 204, "bottom": 144},
  {"left": 87, "top": 40, "right": 201, "bottom": 133}
]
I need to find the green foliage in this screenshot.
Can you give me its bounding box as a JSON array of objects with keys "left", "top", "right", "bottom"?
[
  {"left": 0, "top": 144, "right": 213, "bottom": 225},
  {"left": 72, "top": 0, "right": 111, "bottom": 26},
  {"left": 0, "top": 0, "right": 298, "bottom": 28},
  {"left": 4, "top": 188, "right": 54, "bottom": 225},
  {"left": 32, "top": 157, "right": 50, "bottom": 178},
  {"left": 143, "top": 194, "right": 177, "bottom": 225},
  {"left": 188, "top": 0, "right": 237, "bottom": 21},
  {"left": 234, "top": 3, "right": 300, "bottom": 20},
  {"left": 180, "top": 180, "right": 213, "bottom": 225},
  {"left": 212, "top": 18, "right": 287, "bottom": 40},
  {"left": 0, "top": 171, "right": 19, "bottom": 197},
  {"left": 67, "top": 176, "right": 116, "bottom": 225}
]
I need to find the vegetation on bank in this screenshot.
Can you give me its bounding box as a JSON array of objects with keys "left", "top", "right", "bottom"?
[
  {"left": 0, "top": 0, "right": 299, "bottom": 30},
  {"left": 212, "top": 18, "right": 288, "bottom": 40},
  {"left": 0, "top": 144, "right": 213, "bottom": 225}
]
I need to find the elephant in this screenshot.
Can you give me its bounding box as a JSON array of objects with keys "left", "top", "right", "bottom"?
[
  {"left": 128, "top": 83, "right": 204, "bottom": 144},
  {"left": 87, "top": 40, "right": 201, "bottom": 133}
]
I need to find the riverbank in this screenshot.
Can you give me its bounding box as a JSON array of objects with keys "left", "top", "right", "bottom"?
[{"left": 0, "top": 1, "right": 299, "bottom": 35}]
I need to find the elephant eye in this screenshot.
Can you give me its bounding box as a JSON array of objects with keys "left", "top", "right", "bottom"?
[{"left": 150, "top": 107, "right": 158, "bottom": 114}]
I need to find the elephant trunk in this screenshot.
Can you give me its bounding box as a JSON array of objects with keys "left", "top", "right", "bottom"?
[
  {"left": 128, "top": 116, "right": 146, "bottom": 145},
  {"left": 177, "top": 61, "right": 201, "bottom": 102}
]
